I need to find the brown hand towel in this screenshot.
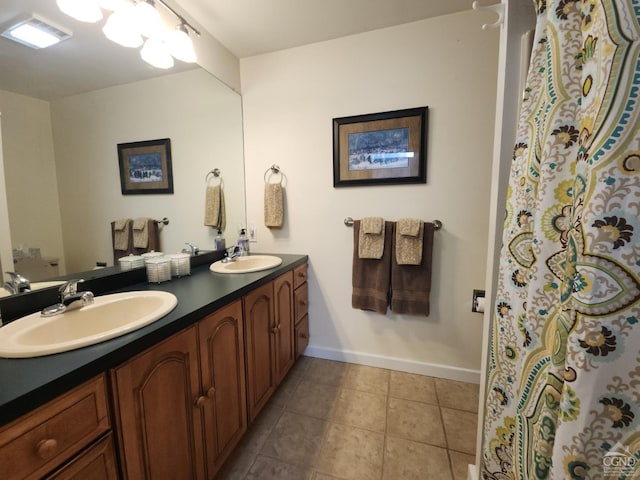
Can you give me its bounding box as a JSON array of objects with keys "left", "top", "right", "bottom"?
[
  {"left": 133, "top": 219, "right": 161, "bottom": 255},
  {"left": 113, "top": 218, "right": 131, "bottom": 251},
  {"left": 264, "top": 182, "right": 284, "bottom": 228},
  {"left": 395, "top": 218, "right": 424, "bottom": 265},
  {"left": 132, "top": 217, "right": 150, "bottom": 249},
  {"left": 352, "top": 220, "right": 394, "bottom": 314},
  {"left": 359, "top": 217, "right": 385, "bottom": 259},
  {"left": 204, "top": 184, "right": 226, "bottom": 230},
  {"left": 391, "top": 222, "right": 435, "bottom": 316}
]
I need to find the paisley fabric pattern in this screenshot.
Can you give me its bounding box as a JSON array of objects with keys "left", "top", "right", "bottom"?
[{"left": 481, "top": 1, "right": 640, "bottom": 479}]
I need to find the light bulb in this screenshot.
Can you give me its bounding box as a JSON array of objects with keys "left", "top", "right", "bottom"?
[
  {"left": 133, "top": 0, "right": 164, "bottom": 38},
  {"left": 57, "top": 0, "right": 103, "bottom": 23},
  {"left": 166, "top": 24, "right": 196, "bottom": 63},
  {"left": 140, "top": 37, "right": 174, "bottom": 69},
  {"left": 102, "top": 5, "right": 143, "bottom": 48}
]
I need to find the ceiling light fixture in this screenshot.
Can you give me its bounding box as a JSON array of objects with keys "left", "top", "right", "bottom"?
[
  {"left": 1, "top": 15, "right": 72, "bottom": 49},
  {"left": 132, "top": 0, "right": 163, "bottom": 38},
  {"left": 102, "top": 3, "right": 143, "bottom": 48},
  {"left": 166, "top": 23, "right": 196, "bottom": 63},
  {"left": 57, "top": 0, "right": 200, "bottom": 69},
  {"left": 140, "top": 37, "right": 174, "bottom": 69},
  {"left": 56, "top": 0, "right": 103, "bottom": 23}
]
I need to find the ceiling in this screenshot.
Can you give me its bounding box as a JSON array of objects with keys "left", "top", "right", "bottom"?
[
  {"left": 177, "top": 0, "right": 473, "bottom": 58},
  {"left": 0, "top": 0, "right": 473, "bottom": 100}
]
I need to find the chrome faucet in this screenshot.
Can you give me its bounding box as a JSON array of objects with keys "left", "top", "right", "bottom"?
[
  {"left": 221, "top": 246, "right": 242, "bottom": 263},
  {"left": 41, "top": 279, "right": 94, "bottom": 317},
  {"left": 3, "top": 272, "right": 30, "bottom": 294},
  {"left": 182, "top": 242, "right": 199, "bottom": 255}
]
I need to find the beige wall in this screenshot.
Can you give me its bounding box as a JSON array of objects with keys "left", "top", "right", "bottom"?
[
  {"left": 240, "top": 11, "right": 500, "bottom": 381},
  {"left": 0, "top": 90, "right": 65, "bottom": 273}
]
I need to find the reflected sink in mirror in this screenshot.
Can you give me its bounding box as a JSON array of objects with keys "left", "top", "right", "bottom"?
[
  {"left": 0, "top": 280, "right": 66, "bottom": 298},
  {"left": 209, "top": 255, "right": 283, "bottom": 274},
  {"left": 0, "top": 290, "right": 177, "bottom": 358}
]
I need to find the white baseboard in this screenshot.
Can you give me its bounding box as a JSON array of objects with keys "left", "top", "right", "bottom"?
[{"left": 304, "top": 345, "right": 481, "bottom": 384}]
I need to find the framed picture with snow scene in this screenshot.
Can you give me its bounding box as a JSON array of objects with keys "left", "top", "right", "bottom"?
[
  {"left": 332, "top": 106, "right": 428, "bottom": 187},
  {"left": 118, "top": 138, "right": 174, "bottom": 195}
]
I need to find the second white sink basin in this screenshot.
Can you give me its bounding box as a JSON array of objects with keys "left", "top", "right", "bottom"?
[
  {"left": 0, "top": 290, "right": 177, "bottom": 358},
  {"left": 210, "top": 255, "right": 283, "bottom": 274}
]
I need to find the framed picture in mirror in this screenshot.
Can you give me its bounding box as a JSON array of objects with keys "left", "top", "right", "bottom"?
[
  {"left": 333, "top": 107, "right": 428, "bottom": 187},
  {"left": 118, "top": 138, "right": 174, "bottom": 195}
]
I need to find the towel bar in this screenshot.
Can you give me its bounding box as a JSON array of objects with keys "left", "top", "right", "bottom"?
[
  {"left": 155, "top": 217, "right": 169, "bottom": 225},
  {"left": 343, "top": 217, "right": 442, "bottom": 230}
]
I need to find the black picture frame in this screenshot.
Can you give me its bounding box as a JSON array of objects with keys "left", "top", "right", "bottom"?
[
  {"left": 333, "top": 107, "right": 428, "bottom": 187},
  {"left": 117, "top": 138, "right": 174, "bottom": 195}
]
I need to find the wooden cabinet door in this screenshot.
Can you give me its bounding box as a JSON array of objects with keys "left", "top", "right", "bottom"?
[
  {"left": 273, "top": 271, "right": 295, "bottom": 385},
  {"left": 111, "top": 326, "right": 205, "bottom": 480},
  {"left": 198, "top": 300, "right": 247, "bottom": 478},
  {"left": 243, "top": 282, "right": 276, "bottom": 423}
]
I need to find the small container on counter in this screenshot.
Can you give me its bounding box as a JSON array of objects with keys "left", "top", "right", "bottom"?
[
  {"left": 141, "top": 251, "right": 164, "bottom": 260},
  {"left": 145, "top": 257, "right": 172, "bottom": 283},
  {"left": 166, "top": 253, "right": 191, "bottom": 277},
  {"left": 118, "top": 254, "right": 145, "bottom": 271}
]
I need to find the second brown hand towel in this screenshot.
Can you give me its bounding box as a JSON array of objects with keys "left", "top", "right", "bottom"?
[
  {"left": 391, "top": 222, "right": 435, "bottom": 316},
  {"left": 352, "top": 220, "right": 394, "bottom": 314}
]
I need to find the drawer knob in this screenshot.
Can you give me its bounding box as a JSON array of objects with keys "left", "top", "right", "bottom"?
[
  {"left": 206, "top": 387, "right": 216, "bottom": 399},
  {"left": 299, "top": 332, "right": 309, "bottom": 339},
  {"left": 36, "top": 438, "right": 58, "bottom": 459},
  {"left": 195, "top": 396, "right": 206, "bottom": 408},
  {"left": 299, "top": 300, "right": 308, "bottom": 306}
]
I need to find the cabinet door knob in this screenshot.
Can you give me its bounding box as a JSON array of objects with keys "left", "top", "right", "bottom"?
[
  {"left": 195, "top": 396, "right": 206, "bottom": 408},
  {"left": 206, "top": 387, "right": 216, "bottom": 399},
  {"left": 299, "top": 332, "right": 309, "bottom": 339},
  {"left": 299, "top": 300, "right": 307, "bottom": 306},
  {"left": 271, "top": 326, "right": 278, "bottom": 334},
  {"left": 36, "top": 438, "right": 58, "bottom": 459}
]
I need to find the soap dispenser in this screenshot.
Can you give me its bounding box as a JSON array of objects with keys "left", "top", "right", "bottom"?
[
  {"left": 214, "top": 229, "right": 225, "bottom": 251},
  {"left": 238, "top": 228, "right": 249, "bottom": 255}
]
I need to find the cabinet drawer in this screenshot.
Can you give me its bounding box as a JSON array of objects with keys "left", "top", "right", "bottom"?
[
  {"left": 293, "top": 263, "right": 308, "bottom": 289},
  {"left": 295, "top": 314, "right": 309, "bottom": 358},
  {"left": 0, "top": 375, "right": 110, "bottom": 480},
  {"left": 294, "top": 283, "right": 308, "bottom": 324},
  {"left": 46, "top": 433, "right": 118, "bottom": 480}
]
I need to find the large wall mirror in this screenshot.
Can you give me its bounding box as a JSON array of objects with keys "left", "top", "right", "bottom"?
[{"left": 0, "top": 0, "right": 246, "bottom": 297}]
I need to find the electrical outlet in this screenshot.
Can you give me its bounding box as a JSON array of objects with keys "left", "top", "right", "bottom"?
[{"left": 248, "top": 223, "right": 257, "bottom": 242}]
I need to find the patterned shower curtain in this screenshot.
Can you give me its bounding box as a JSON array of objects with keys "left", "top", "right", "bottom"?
[{"left": 481, "top": 1, "right": 640, "bottom": 479}]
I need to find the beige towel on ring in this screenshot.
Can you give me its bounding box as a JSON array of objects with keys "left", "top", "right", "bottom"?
[
  {"left": 204, "top": 185, "right": 226, "bottom": 230},
  {"left": 395, "top": 218, "right": 424, "bottom": 265},
  {"left": 113, "top": 218, "right": 131, "bottom": 251},
  {"left": 264, "top": 183, "right": 284, "bottom": 228},
  {"left": 358, "top": 217, "right": 385, "bottom": 259},
  {"left": 133, "top": 217, "right": 150, "bottom": 249}
]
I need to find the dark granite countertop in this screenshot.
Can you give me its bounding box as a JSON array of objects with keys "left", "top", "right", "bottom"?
[{"left": 0, "top": 253, "right": 307, "bottom": 427}]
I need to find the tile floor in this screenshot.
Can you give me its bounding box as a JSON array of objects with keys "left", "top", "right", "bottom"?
[{"left": 217, "top": 356, "right": 480, "bottom": 480}]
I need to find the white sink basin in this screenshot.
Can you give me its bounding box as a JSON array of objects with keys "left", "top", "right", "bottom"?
[
  {"left": 210, "top": 255, "right": 283, "bottom": 274},
  {"left": 0, "top": 290, "right": 177, "bottom": 358}
]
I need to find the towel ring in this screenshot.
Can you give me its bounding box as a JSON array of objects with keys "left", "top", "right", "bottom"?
[
  {"left": 206, "top": 168, "right": 223, "bottom": 186},
  {"left": 264, "top": 164, "right": 284, "bottom": 184}
]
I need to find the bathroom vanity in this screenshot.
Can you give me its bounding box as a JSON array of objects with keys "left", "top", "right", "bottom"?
[{"left": 0, "top": 254, "right": 309, "bottom": 479}]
